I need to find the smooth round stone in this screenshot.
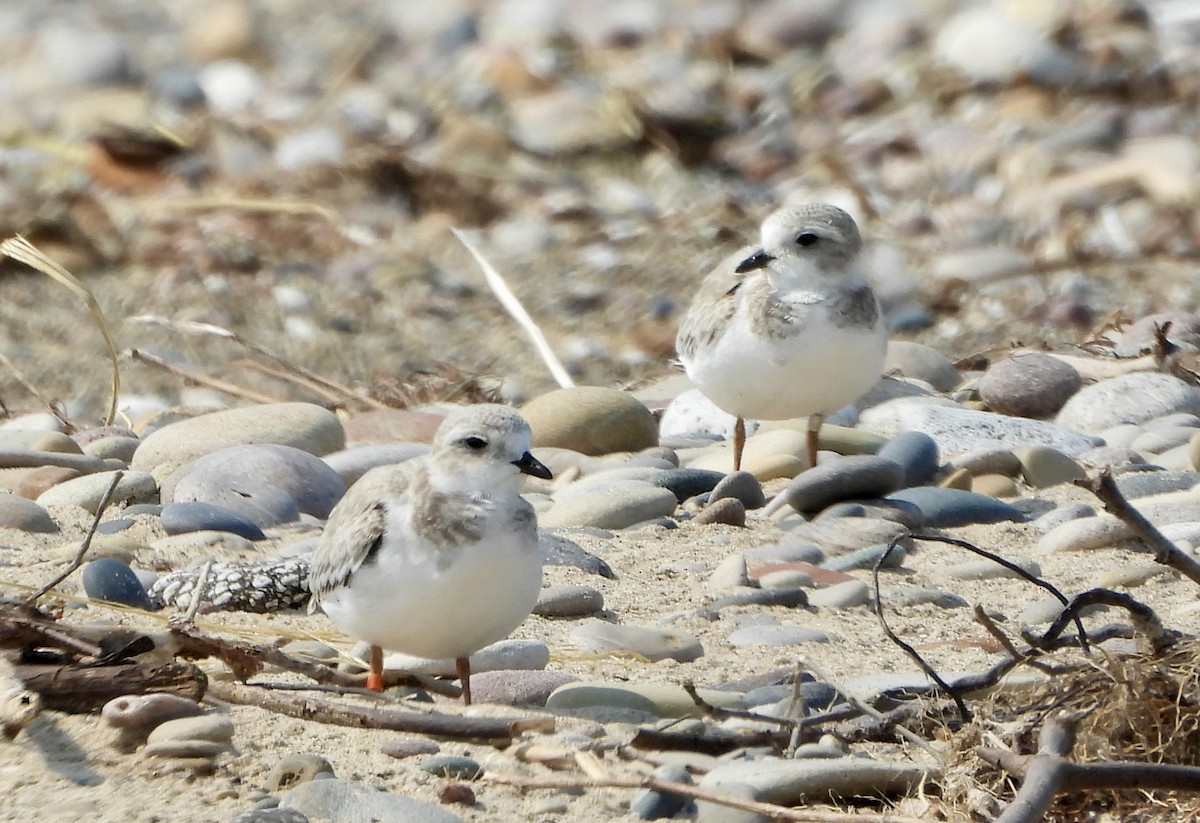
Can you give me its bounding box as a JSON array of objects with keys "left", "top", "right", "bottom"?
[
  {"left": 321, "top": 444, "right": 428, "bottom": 486},
  {"left": 165, "top": 444, "right": 346, "bottom": 519},
  {"left": 822, "top": 544, "right": 906, "bottom": 572},
  {"left": 708, "top": 554, "right": 749, "bottom": 589},
  {"left": 467, "top": 670, "right": 578, "bottom": 707},
  {"left": 631, "top": 764, "right": 693, "bottom": 820},
  {"left": 971, "top": 473, "right": 1019, "bottom": 498},
  {"left": 694, "top": 497, "right": 746, "bottom": 527},
  {"left": 978, "top": 352, "right": 1081, "bottom": 418},
  {"left": 936, "top": 558, "right": 1041, "bottom": 581},
  {"left": 689, "top": 429, "right": 811, "bottom": 480},
  {"left": 807, "top": 580, "right": 871, "bottom": 609},
  {"left": 1116, "top": 471, "right": 1200, "bottom": 499},
  {"left": 281, "top": 779, "right": 463, "bottom": 823},
  {"left": 704, "top": 588, "right": 809, "bottom": 612},
  {"left": 147, "top": 715, "right": 234, "bottom": 745},
  {"left": 380, "top": 738, "right": 440, "bottom": 759},
  {"left": 1057, "top": 373, "right": 1200, "bottom": 435},
  {"left": 150, "top": 529, "right": 256, "bottom": 558},
  {"left": 569, "top": 622, "right": 703, "bottom": 662},
  {"left": 266, "top": 754, "right": 335, "bottom": 792},
  {"left": 1095, "top": 563, "right": 1170, "bottom": 589},
  {"left": 12, "top": 466, "right": 82, "bottom": 500},
  {"left": 1033, "top": 502, "right": 1095, "bottom": 532},
  {"left": 884, "top": 341, "right": 960, "bottom": 392},
  {"left": 756, "top": 570, "right": 812, "bottom": 590},
  {"left": 947, "top": 447, "right": 1022, "bottom": 477},
  {"left": 745, "top": 541, "right": 824, "bottom": 565},
  {"left": 379, "top": 639, "right": 549, "bottom": 677},
  {"left": 815, "top": 498, "right": 924, "bottom": 531},
  {"left": 167, "top": 475, "right": 300, "bottom": 529},
  {"left": 522, "top": 387, "right": 657, "bottom": 456},
  {"left": 780, "top": 455, "right": 905, "bottom": 514},
  {"left": 102, "top": 693, "right": 205, "bottom": 749},
  {"left": 539, "top": 533, "right": 616, "bottom": 579},
  {"left": 131, "top": 402, "right": 345, "bottom": 472},
  {"left": 1036, "top": 516, "right": 1128, "bottom": 553},
  {"left": 81, "top": 557, "right": 155, "bottom": 610},
  {"left": 81, "top": 435, "right": 140, "bottom": 462},
  {"left": 1014, "top": 446, "right": 1086, "bottom": 488},
  {"left": 875, "top": 432, "right": 939, "bottom": 487},
  {"left": 540, "top": 485, "right": 678, "bottom": 529},
  {"left": 160, "top": 501, "right": 265, "bottom": 540},
  {"left": 885, "top": 487, "right": 1024, "bottom": 527},
  {"left": 0, "top": 496, "right": 58, "bottom": 533},
  {"left": 710, "top": 471, "right": 766, "bottom": 510},
  {"left": 861, "top": 398, "right": 1100, "bottom": 457},
  {"left": 1132, "top": 426, "right": 1197, "bottom": 455},
  {"left": 143, "top": 739, "right": 228, "bottom": 759},
  {"left": 545, "top": 682, "right": 742, "bottom": 717},
  {"left": 36, "top": 470, "right": 157, "bottom": 514},
  {"left": 534, "top": 584, "right": 604, "bottom": 617},
  {"left": 30, "top": 432, "right": 84, "bottom": 454},
  {"left": 1019, "top": 596, "right": 1107, "bottom": 626},
  {"left": 699, "top": 757, "right": 931, "bottom": 805},
  {"left": 880, "top": 586, "right": 967, "bottom": 609},
  {"left": 728, "top": 623, "right": 829, "bottom": 647},
  {"left": 419, "top": 755, "right": 482, "bottom": 780},
  {"left": 1078, "top": 445, "right": 1145, "bottom": 469},
  {"left": 1101, "top": 424, "right": 1144, "bottom": 449},
  {"left": 696, "top": 782, "right": 763, "bottom": 823},
  {"left": 788, "top": 517, "right": 910, "bottom": 556},
  {"left": 649, "top": 468, "right": 725, "bottom": 503}
]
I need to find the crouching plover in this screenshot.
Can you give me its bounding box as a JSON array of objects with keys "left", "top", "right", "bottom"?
[
  {"left": 676, "top": 204, "right": 886, "bottom": 471},
  {"left": 307, "top": 404, "right": 551, "bottom": 704}
]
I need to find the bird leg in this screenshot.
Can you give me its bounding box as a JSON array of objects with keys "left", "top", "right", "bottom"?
[
  {"left": 733, "top": 416, "right": 746, "bottom": 472},
  {"left": 456, "top": 656, "right": 472, "bottom": 706},
  {"left": 806, "top": 414, "right": 824, "bottom": 469},
  {"left": 366, "top": 645, "right": 384, "bottom": 692}
]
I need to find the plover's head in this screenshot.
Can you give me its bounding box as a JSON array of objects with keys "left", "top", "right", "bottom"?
[
  {"left": 430, "top": 404, "right": 551, "bottom": 493},
  {"left": 738, "top": 204, "right": 862, "bottom": 275}
]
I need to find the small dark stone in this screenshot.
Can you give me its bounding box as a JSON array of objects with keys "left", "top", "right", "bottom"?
[
  {"left": 420, "top": 755, "right": 482, "bottom": 780},
  {"left": 381, "top": 738, "right": 440, "bottom": 759},
  {"left": 694, "top": 497, "right": 746, "bottom": 527},
  {"left": 978, "top": 352, "right": 1082, "bottom": 418},
  {"left": 886, "top": 487, "right": 1025, "bottom": 527},
  {"left": 703, "top": 588, "right": 808, "bottom": 614},
  {"left": 876, "top": 432, "right": 940, "bottom": 487},
  {"left": 782, "top": 455, "right": 905, "bottom": 514},
  {"left": 709, "top": 470, "right": 766, "bottom": 509},
  {"left": 81, "top": 557, "right": 155, "bottom": 610},
  {"left": 161, "top": 501, "right": 267, "bottom": 540},
  {"left": 630, "top": 764, "right": 693, "bottom": 819},
  {"left": 437, "top": 784, "right": 476, "bottom": 806},
  {"left": 649, "top": 468, "right": 725, "bottom": 503}
]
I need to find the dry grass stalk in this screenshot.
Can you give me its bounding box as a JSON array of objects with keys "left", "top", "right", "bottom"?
[
  {"left": 128, "top": 348, "right": 285, "bottom": 405},
  {"left": 0, "top": 350, "right": 72, "bottom": 429},
  {"left": 451, "top": 227, "right": 575, "bottom": 389},
  {"left": 0, "top": 235, "right": 121, "bottom": 425}
]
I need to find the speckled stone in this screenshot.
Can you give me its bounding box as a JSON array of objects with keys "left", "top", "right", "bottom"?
[
  {"left": 694, "top": 497, "right": 746, "bottom": 527},
  {"left": 467, "top": 670, "right": 579, "bottom": 707},
  {"left": 978, "top": 352, "right": 1081, "bottom": 418},
  {"left": 81, "top": 557, "right": 155, "bottom": 610},
  {"left": 160, "top": 501, "right": 266, "bottom": 540}
]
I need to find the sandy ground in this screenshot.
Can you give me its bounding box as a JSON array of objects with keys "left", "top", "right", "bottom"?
[{"left": 3, "top": 479, "right": 1200, "bottom": 823}]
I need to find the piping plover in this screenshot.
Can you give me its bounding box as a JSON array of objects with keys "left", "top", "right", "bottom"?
[
  {"left": 676, "top": 204, "right": 886, "bottom": 471},
  {"left": 307, "top": 404, "right": 551, "bottom": 704}
]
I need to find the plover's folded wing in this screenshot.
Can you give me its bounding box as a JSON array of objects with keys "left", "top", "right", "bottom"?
[
  {"left": 306, "top": 463, "right": 416, "bottom": 613},
  {"left": 675, "top": 245, "right": 755, "bottom": 362}
]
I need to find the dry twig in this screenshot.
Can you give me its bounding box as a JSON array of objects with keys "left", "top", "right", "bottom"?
[{"left": 128, "top": 348, "right": 285, "bottom": 405}]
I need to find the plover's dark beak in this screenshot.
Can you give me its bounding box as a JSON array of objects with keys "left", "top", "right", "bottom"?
[
  {"left": 513, "top": 451, "right": 553, "bottom": 479},
  {"left": 735, "top": 249, "right": 774, "bottom": 273}
]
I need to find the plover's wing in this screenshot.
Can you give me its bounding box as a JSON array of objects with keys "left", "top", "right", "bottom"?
[
  {"left": 306, "top": 462, "right": 417, "bottom": 613},
  {"left": 676, "top": 245, "right": 757, "bottom": 362}
]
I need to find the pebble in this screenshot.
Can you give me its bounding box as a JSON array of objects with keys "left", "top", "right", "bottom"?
[
  {"left": 380, "top": 738, "right": 440, "bottom": 759},
  {"left": 198, "top": 59, "right": 263, "bottom": 114},
  {"left": 756, "top": 570, "right": 812, "bottom": 589},
  {"left": 12, "top": 466, "right": 82, "bottom": 500},
  {"left": 884, "top": 341, "right": 960, "bottom": 392},
  {"left": 321, "top": 443, "right": 428, "bottom": 486},
  {"left": 81, "top": 436, "right": 140, "bottom": 463},
  {"left": 377, "top": 638, "right": 549, "bottom": 677},
  {"left": 786, "top": 517, "right": 910, "bottom": 557},
  {"left": 275, "top": 126, "right": 344, "bottom": 170},
  {"left": 130, "top": 402, "right": 345, "bottom": 473},
  {"left": 649, "top": 468, "right": 725, "bottom": 503},
  {"left": 546, "top": 682, "right": 742, "bottom": 718},
  {"left": 1095, "top": 563, "right": 1171, "bottom": 589},
  {"left": 709, "top": 471, "right": 766, "bottom": 510},
  {"left": 1116, "top": 471, "right": 1200, "bottom": 499},
  {"left": 1018, "top": 596, "right": 1108, "bottom": 626},
  {"left": 822, "top": 543, "right": 906, "bottom": 572},
  {"left": 467, "top": 670, "right": 579, "bottom": 707},
  {"left": 539, "top": 532, "right": 616, "bottom": 578},
  {"left": 861, "top": 399, "right": 1100, "bottom": 457},
  {"left": 81, "top": 557, "right": 155, "bottom": 610},
  {"left": 266, "top": 753, "right": 335, "bottom": 792},
  {"left": 971, "top": 473, "right": 1019, "bottom": 498},
  {"left": 1056, "top": 373, "right": 1200, "bottom": 435},
  {"left": 745, "top": 541, "right": 824, "bottom": 565},
  {"left": 540, "top": 485, "right": 678, "bottom": 529},
  {"left": 881, "top": 586, "right": 968, "bottom": 609},
  {"left": 1037, "top": 516, "right": 1130, "bottom": 554},
  {"left": 694, "top": 497, "right": 746, "bottom": 527},
  {"left": 947, "top": 447, "right": 1023, "bottom": 477},
  {"left": 727, "top": 624, "right": 829, "bottom": 646},
  {"left": 569, "top": 622, "right": 703, "bottom": 662},
  {"left": 689, "top": 429, "right": 811, "bottom": 480},
  {"left": 534, "top": 584, "right": 604, "bottom": 617},
  {"left": 935, "top": 558, "right": 1042, "bottom": 581},
  {"left": 160, "top": 501, "right": 266, "bottom": 540},
  {"left": 281, "top": 779, "right": 464, "bottom": 823},
  {"left": 807, "top": 580, "right": 872, "bottom": 608},
  {"left": 419, "top": 756, "right": 482, "bottom": 780},
  {"left": 143, "top": 739, "right": 229, "bottom": 759},
  {"left": 778, "top": 455, "right": 905, "bottom": 514},
  {"left": 36, "top": 470, "right": 157, "bottom": 514},
  {"left": 1032, "top": 502, "right": 1095, "bottom": 532},
  {"left": 146, "top": 714, "right": 234, "bottom": 746},
  {"left": 708, "top": 554, "right": 749, "bottom": 589},
  {"left": 1132, "top": 426, "right": 1198, "bottom": 455},
  {"left": 631, "top": 764, "right": 693, "bottom": 820},
  {"left": 696, "top": 782, "right": 762, "bottom": 823},
  {"left": 703, "top": 588, "right": 809, "bottom": 613},
  {"left": 978, "top": 352, "right": 1082, "bottom": 418},
  {"left": 875, "top": 431, "right": 940, "bottom": 487},
  {"left": 102, "top": 694, "right": 204, "bottom": 750},
  {"left": 232, "top": 809, "right": 310, "bottom": 823},
  {"left": 165, "top": 444, "right": 346, "bottom": 519},
  {"left": 523, "top": 387, "right": 658, "bottom": 455},
  {"left": 699, "top": 757, "right": 933, "bottom": 805},
  {"left": 885, "top": 487, "right": 1025, "bottom": 527},
  {"left": 1013, "top": 446, "right": 1086, "bottom": 488},
  {"left": 0, "top": 495, "right": 58, "bottom": 533}
]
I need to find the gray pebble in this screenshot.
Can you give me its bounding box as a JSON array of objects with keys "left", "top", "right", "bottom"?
[
  {"left": 884, "top": 341, "right": 960, "bottom": 392},
  {"left": 876, "top": 431, "right": 939, "bottom": 487},
  {"left": 1115, "top": 471, "right": 1200, "bottom": 499},
  {"left": 694, "top": 497, "right": 746, "bottom": 527},
  {"left": 380, "top": 738, "right": 440, "bottom": 759},
  {"left": 807, "top": 580, "right": 872, "bottom": 608},
  {"left": 82, "top": 557, "right": 155, "bottom": 610},
  {"left": 534, "top": 584, "right": 604, "bottom": 617},
  {"left": 569, "top": 621, "right": 703, "bottom": 662},
  {"left": 631, "top": 764, "right": 693, "bottom": 820},
  {"left": 1056, "top": 373, "right": 1200, "bottom": 435},
  {"left": 780, "top": 455, "right": 905, "bottom": 514},
  {"left": 728, "top": 623, "right": 829, "bottom": 647},
  {"left": 143, "top": 739, "right": 229, "bottom": 759},
  {"left": 1019, "top": 596, "right": 1108, "bottom": 626},
  {"left": 885, "top": 487, "right": 1025, "bottom": 527},
  {"left": 704, "top": 588, "right": 808, "bottom": 613},
  {"left": 880, "top": 586, "right": 968, "bottom": 609},
  {"left": 280, "top": 779, "right": 463, "bottom": 823},
  {"left": 699, "top": 757, "right": 932, "bottom": 806},
  {"left": 419, "top": 755, "right": 482, "bottom": 780},
  {"left": 36, "top": 470, "right": 158, "bottom": 514},
  {"left": 467, "top": 670, "right": 579, "bottom": 707},
  {"left": 649, "top": 468, "right": 726, "bottom": 503},
  {"left": 539, "top": 532, "right": 616, "bottom": 579},
  {"left": 978, "top": 352, "right": 1081, "bottom": 418},
  {"left": 710, "top": 471, "right": 766, "bottom": 510},
  {"left": 1032, "top": 502, "right": 1095, "bottom": 533},
  {"left": 822, "top": 543, "right": 905, "bottom": 572},
  {"left": 745, "top": 541, "right": 824, "bottom": 565},
  {"left": 161, "top": 501, "right": 266, "bottom": 540},
  {"left": 935, "top": 557, "right": 1042, "bottom": 581},
  {"left": 0, "top": 496, "right": 58, "bottom": 533}
]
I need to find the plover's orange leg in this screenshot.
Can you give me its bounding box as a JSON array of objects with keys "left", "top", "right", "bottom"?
[
  {"left": 456, "top": 657, "right": 472, "bottom": 705},
  {"left": 806, "top": 413, "right": 824, "bottom": 470},
  {"left": 366, "top": 644, "right": 384, "bottom": 691},
  {"left": 733, "top": 417, "right": 747, "bottom": 472}
]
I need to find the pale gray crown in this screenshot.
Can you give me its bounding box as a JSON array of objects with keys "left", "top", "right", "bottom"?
[{"left": 760, "top": 204, "right": 862, "bottom": 270}]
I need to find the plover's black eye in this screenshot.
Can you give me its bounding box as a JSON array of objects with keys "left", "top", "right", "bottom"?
[
  {"left": 796, "top": 232, "right": 819, "bottom": 247},
  {"left": 464, "top": 436, "right": 488, "bottom": 450}
]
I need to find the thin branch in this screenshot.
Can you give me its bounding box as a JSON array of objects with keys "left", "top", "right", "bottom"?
[
  {"left": 127, "top": 348, "right": 285, "bottom": 405},
  {"left": 682, "top": 680, "right": 795, "bottom": 729},
  {"left": 1033, "top": 589, "right": 1176, "bottom": 656},
  {"left": 24, "top": 470, "right": 124, "bottom": 606},
  {"left": 1077, "top": 469, "right": 1200, "bottom": 587},
  {"left": 874, "top": 538, "right": 971, "bottom": 723},
  {"left": 451, "top": 227, "right": 575, "bottom": 389},
  {"left": 0, "top": 351, "right": 72, "bottom": 430},
  {"left": 172, "top": 559, "right": 212, "bottom": 628}
]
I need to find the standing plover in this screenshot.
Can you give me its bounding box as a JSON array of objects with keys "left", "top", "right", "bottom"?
[
  {"left": 308, "top": 404, "right": 551, "bottom": 704},
  {"left": 676, "top": 204, "right": 886, "bottom": 471}
]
